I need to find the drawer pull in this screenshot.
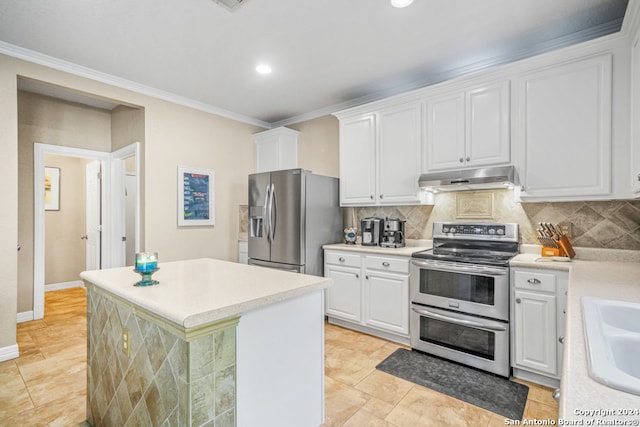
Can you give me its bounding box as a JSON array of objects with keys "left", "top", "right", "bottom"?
[
  {"left": 338, "top": 257, "right": 345, "bottom": 262},
  {"left": 355, "top": 273, "right": 359, "bottom": 279},
  {"left": 382, "top": 261, "right": 390, "bottom": 267},
  {"left": 527, "top": 278, "right": 541, "bottom": 285},
  {"left": 516, "top": 298, "right": 521, "bottom": 304},
  {"left": 558, "top": 336, "right": 564, "bottom": 344}
]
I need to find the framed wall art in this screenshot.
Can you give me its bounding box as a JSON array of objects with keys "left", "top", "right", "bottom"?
[
  {"left": 178, "top": 166, "right": 215, "bottom": 226},
  {"left": 44, "top": 166, "right": 60, "bottom": 211}
]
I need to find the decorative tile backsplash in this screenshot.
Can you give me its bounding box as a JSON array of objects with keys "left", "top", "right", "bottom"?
[{"left": 344, "top": 190, "right": 640, "bottom": 250}]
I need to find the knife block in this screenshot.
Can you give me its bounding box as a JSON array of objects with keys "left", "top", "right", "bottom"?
[{"left": 537, "top": 235, "right": 575, "bottom": 258}]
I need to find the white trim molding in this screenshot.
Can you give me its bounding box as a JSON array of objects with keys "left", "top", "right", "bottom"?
[
  {"left": 45, "top": 280, "right": 84, "bottom": 292},
  {"left": 16, "top": 311, "right": 34, "bottom": 323},
  {"left": 0, "top": 344, "right": 19, "bottom": 362}
]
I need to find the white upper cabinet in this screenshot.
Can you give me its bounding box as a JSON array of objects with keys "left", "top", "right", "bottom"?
[
  {"left": 377, "top": 102, "right": 422, "bottom": 205},
  {"left": 338, "top": 114, "right": 377, "bottom": 205},
  {"left": 337, "top": 102, "right": 423, "bottom": 206},
  {"left": 254, "top": 127, "right": 298, "bottom": 173},
  {"left": 517, "top": 54, "right": 612, "bottom": 200},
  {"left": 425, "top": 80, "right": 510, "bottom": 171}
]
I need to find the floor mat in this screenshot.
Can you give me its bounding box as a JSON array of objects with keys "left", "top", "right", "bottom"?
[{"left": 376, "top": 348, "right": 528, "bottom": 420}]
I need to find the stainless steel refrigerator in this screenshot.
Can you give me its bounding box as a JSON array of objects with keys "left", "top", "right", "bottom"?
[{"left": 248, "top": 168, "right": 342, "bottom": 276}]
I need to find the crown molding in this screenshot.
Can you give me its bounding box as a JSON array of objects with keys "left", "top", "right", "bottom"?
[
  {"left": 0, "top": 41, "right": 271, "bottom": 129},
  {"left": 276, "top": 18, "right": 624, "bottom": 127},
  {"left": 621, "top": 0, "right": 640, "bottom": 40}
]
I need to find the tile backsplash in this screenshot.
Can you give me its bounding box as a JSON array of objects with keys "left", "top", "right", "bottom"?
[{"left": 344, "top": 190, "right": 640, "bottom": 250}]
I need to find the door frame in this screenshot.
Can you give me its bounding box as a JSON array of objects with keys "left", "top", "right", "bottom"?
[
  {"left": 110, "top": 142, "right": 141, "bottom": 266},
  {"left": 33, "top": 143, "right": 111, "bottom": 319}
]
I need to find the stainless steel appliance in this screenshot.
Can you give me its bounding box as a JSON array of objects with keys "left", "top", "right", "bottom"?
[
  {"left": 381, "top": 218, "right": 405, "bottom": 248},
  {"left": 410, "top": 222, "right": 519, "bottom": 377},
  {"left": 418, "top": 165, "right": 517, "bottom": 192},
  {"left": 361, "top": 217, "right": 383, "bottom": 246},
  {"left": 248, "top": 169, "right": 342, "bottom": 276}
]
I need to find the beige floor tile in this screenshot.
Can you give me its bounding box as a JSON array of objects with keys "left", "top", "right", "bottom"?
[
  {"left": 524, "top": 400, "right": 558, "bottom": 423},
  {"left": 385, "top": 386, "right": 493, "bottom": 427},
  {"left": 354, "top": 370, "right": 413, "bottom": 406},
  {"left": 325, "top": 343, "right": 379, "bottom": 386},
  {"left": 323, "top": 376, "right": 372, "bottom": 427},
  {"left": 0, "top": 369, "right": 35, "bottom": 417},
  {"left": 342, "top": 408, "right": 398, "bottom": 427},
  {"left": 325, "top": 325, "right": 389, "bottom": 357},
  {"left": 360, "top": 396, "right": 397, "bottom": 420}
]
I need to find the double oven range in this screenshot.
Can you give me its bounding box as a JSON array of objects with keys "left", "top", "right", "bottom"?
[{"left": 410, "top": 222, "right": 519, "bottom": 377}]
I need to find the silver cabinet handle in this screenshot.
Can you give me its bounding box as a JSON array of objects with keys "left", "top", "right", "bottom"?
[
  {"left": 17, "top": 244, "right": 21, "bottom": 251},
  {"left": 355, "top": 273, "right": 359, "bottom": 279},
  {"left": 81, "top": 235, "right": 88, "bottom": 240},
  {"left": 516, "top": 298, "right": 521, "bottom": 304},
  {"left": 558, "top": 336, "right": 565, "bottom": 344},
  {"left": 380, "top": 194, "right": 384, "bottom": 199},
  {"left": 466, "top": 156, "right": 471, "bottom": 162},
  {"left": 637, "top": 173, "right": 640, "bottom": 182},
  {"left": 338, "top": 257, "right": 345, "bottom": 262},
  {"left": 370, "top": 195, "right": 374, "bottom": 200},
  {"left": 382, "top": 261, "right": 390, "bottom": 267},
  {"left": 459, "top": 157, "right": 464, "bottom": 163},
  {"left": 527, "top": 278, "right": 541, "bottom": 284}
]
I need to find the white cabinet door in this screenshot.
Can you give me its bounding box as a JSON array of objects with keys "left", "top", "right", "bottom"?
[
  {"left": 425, "top": 93, "right": 465, "bottom": 171},
  {"left": 518, "top": 54, "right": 612, "bottom": 199},
  {"left": 325, "top": 264, "right": 362, "bottom": 322},
  {"left": 466, "top": 81, "right": 510, "bottom": 167},
  {"left": 425, "top": 80, "right": 510, "bottom": 172},
  {"left": 364, "top": 270, "right": 409, "bottom": 335},
  {"left": 631, "top": 35, "right": 640, "bottom": 195},
  {"left": 513, "top": 289, "right": 557, "bottom": 376},
  {"left": 339, "top": 115, "right": 377, "bottom": 205},
  {"left": 378, "top": 102, "right": 422, "bottom": 204}
]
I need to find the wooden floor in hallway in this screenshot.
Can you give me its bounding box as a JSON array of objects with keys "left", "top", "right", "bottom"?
[{"left": 0, "top": 287, "right": 559, "bottom": 426}]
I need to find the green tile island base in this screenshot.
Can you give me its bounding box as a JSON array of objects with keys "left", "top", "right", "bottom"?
[
  {"left": 84, "top": 278, "right": 326, "bottom": 427},
  {"left": 86, "top": 283, "right": 239, "bottom": 426}
]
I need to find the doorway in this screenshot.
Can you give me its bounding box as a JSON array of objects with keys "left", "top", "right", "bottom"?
[{"left": 32, "top": 142, "right": 140, "bottom": 319}]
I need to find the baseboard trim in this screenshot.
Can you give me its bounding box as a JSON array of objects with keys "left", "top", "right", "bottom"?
[
  {"left": 46, "top": 280, "right": 84, "bottom": 292},
  {"left": 16, "top": 311, "right": 34, "bottom": 323},
  {"left": 0, "top": 344, "right": 19, "bottom": 362}
]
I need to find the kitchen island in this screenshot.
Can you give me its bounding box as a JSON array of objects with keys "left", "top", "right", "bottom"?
[{"left": 80, "top": 258, "right": 331, "bottom": 427}]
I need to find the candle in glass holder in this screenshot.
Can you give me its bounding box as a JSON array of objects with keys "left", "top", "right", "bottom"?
[{"left": 135, "top": 252, "right": 158, "bottom": 273}]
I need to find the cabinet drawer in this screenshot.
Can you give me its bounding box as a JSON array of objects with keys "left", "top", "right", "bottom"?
[
  {"left": 325, "top": 251, "right": 361, "bottom": 268},
  {"left": 514, "top": 270, "right": 556, "bottom": 293},
  {"left": 364, "top": 255, "right": 409, "bottom": 274}
]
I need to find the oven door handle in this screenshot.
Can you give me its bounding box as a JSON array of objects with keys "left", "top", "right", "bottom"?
[
  {"left": 411, "top": 260, "right": 507, "bottom": 276},
  {"left": 411, "top": 306, "right": 507, "bottom": 332}
]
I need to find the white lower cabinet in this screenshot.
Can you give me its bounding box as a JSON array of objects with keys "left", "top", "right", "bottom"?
[
  {"left": 324, "top": 250, "right": 410, "bottom": 344},
  {"left": 510, "top": 267, "right": 568, "bottom": 387}
]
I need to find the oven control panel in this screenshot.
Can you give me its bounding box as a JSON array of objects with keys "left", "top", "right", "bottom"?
[
  {"left": 442, "top": 224, "right": 505, "bottom": 236},
  {"left": 433, "top": 222, "right": 518, "bottom": 242}
]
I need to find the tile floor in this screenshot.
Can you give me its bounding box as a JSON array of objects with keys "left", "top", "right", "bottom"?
[{"left": 0, "top": 288, "right": 559, "bottom": 426}]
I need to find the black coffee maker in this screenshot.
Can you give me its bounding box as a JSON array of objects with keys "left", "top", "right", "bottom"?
[{"left": 381, "top": 218, "right": 406, "bottom": 248}]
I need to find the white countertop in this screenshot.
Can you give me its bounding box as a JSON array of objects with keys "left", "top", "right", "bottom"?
[
  {"left": 323, "top": 239, "right": 432, "bottom": 257},
  {"left": 511, "top": 247, "right": 640, "bottom": 421},
  {"left": 80, "top": 258, "right": 331, "bottom": 329}
]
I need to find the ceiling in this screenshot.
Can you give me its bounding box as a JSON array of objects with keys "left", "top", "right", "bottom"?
[{"left": 0, "top": 0, "right": 630, "bottom": 127}]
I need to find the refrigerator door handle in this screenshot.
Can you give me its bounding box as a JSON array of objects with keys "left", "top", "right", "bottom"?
[
  {"left": 264, "top": 184, "right": 271, "bottom": 243},
  {"left": 270, "top": 183, "right": 277, "bottom": 242}
]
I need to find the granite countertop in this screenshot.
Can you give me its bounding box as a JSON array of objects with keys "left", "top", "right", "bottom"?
[
  {"left": 323, "top": 239, "right": 432, "bottom": 257},
  {"left": 511, "top": 246, "right": 640, "bottom": 422},
  {"left": 80, "top": 258, "right": 331, "bottom": 329}
]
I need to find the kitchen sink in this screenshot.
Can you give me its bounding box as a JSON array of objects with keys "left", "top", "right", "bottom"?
[{"left": 582, "top": 297, "right": 640, "bottom": 396}]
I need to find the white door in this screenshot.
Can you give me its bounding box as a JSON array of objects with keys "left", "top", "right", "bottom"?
[
  {"left": 339, "top": 114, "right": 377, "bottom": 206},
  {"left": 85, "top": 160, "right": 101, "bottom": 271},
  {"left": 364, "top": 271, "right": 409, "bottom": 335},
  {"left": 325, "top": 265, "right": 362, "bottom": 322},
  {"left": 125, "top": 173, "right": 137, "bottom": 266}
]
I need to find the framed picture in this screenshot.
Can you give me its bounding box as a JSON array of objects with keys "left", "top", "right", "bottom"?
[
  {"left": 178, "top": 166, "right": 215, "bottom": 226},
  {"left": 44, "top": 167, "right": 60, "bottom": 211}
]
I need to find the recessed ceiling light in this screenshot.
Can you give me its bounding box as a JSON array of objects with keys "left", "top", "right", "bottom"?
[
  {"left": 391, "top": 0, "right": 413, "bottom": 8},
  {"left": 256, "top": 64, "right": 272, "bottom": 75}
]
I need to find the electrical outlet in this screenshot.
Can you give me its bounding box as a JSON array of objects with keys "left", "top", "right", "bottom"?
[
  {"left": 122, "top": 328, "right": 130, "bottom": 357},
  {"left": 559, "top": 221, "right": 573, "bottom": 238}
]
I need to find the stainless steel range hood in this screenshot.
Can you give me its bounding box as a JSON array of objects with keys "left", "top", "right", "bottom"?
[{"left": 418, "top": 166, "right": 517, "bottom": 192}]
